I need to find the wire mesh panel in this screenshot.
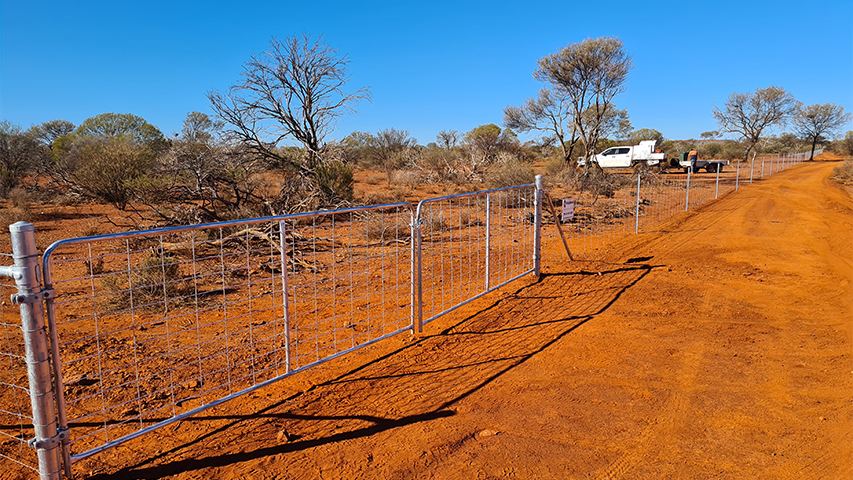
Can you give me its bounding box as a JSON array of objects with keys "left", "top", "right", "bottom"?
[
  {"left": 551, "top": 171, "right": 639, "bottom": 258},
  {"left": 41, "top": 203, "right": 414, "bottom": 464},
  {"left": 416, "top": 185, "right": 536, "bottom": 325},
  {"left": 280, "top": 205, "right": 415, "bottom": 371},
  {"left": 0, "top": 253, "right": 40, "bottom": 477},
  {"left": 636, "top": 171, "right": 687, "bottom": 233}
]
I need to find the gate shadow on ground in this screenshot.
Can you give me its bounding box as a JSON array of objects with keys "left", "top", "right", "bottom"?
[{"left": 90, "top": 262, "right": 658, "bottom": 479}]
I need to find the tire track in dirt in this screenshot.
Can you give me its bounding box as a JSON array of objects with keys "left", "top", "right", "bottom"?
[{"left": 584, "top": 162, "right": 853, "bottom": 479}]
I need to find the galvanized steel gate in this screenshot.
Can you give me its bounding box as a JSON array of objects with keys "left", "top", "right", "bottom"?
[{"left": 0, "top": 181, "right": 542, "bottom": 479}]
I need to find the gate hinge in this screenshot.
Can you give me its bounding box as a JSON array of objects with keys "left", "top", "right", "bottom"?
[
  {"left": 11, "top": 288, "right": 55, "bottom": 305},
  {"left": 28, "top": 428, "right": 69, "bottom": 450}
]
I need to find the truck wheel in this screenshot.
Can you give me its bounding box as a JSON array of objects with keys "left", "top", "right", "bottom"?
[{"left": 683, "top": 168, "right": 690, "bottom": 174}]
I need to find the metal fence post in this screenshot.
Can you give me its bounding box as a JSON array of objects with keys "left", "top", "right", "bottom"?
[
  {"left": 484, "top": 192, "right": 491, "bottom": 291},
  {"left": 5, "top": 222, "right": 63, "bottom": 480},
  {"left": 761, "top": 156, "right": 765, "bottom": 179},
  {"left": 750, "top": 156, "right": 755, "bottom": 184},
  {"left": 533, "top": 175, "right": 543, "bottom": 277},
  {"left": 635, "top": 172, "right": 641, "bottom": 233},
  {"left": 715, "top": 165, "right": 720, "bottom": 199},
  {"left": 736, "top": 159, "right": 740, "bottom": 191},
  {"left": 685, "top": 167, "right": 692, "bottom": 211}
]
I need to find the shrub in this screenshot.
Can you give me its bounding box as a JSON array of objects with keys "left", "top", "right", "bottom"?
[
  {"left": 315, "top": 159, "right": 354, "bottom": 203},
  {"left": 102, "top": 253, "right": 186, "bottom": 309},
  {"left": 543, "top": 155, "right": 567, "bottom": 176},
  {"left": 62, "top": 137, "right": 156, "bottom": 210},
  {"left": 831, "top": 160, "right": 853, "bottom": 185},
  {"left": 0, "top": 188, "right": 33, "bottom": 227},
  {"left": 484, "top": 157, "right": 535, "bottom": 189},
  {"left": 390, "top": 169, "right": 421, "bottom": 188}
]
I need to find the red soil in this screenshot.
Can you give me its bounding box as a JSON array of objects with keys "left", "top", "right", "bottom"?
[{"left": 4, "top": 159, "right": 853, "bottom": 479}]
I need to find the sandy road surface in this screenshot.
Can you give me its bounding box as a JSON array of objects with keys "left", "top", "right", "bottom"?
[{"left": 75, "top": 161, "right": 852, "bottom": 479}]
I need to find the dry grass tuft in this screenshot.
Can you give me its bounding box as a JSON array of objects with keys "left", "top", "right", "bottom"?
[{"left": 831, "top": 160, "right": 853, "bottom": 185}]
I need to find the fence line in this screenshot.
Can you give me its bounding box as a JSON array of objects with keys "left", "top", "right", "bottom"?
[
  {"left": 546, "top": 149, "right": 816, "bottom": 259},
  {"left": 0, "top": 148, "right": 816, "bottom": 478}
]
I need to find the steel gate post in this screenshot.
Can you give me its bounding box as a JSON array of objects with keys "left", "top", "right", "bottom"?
[
  {"left": 412, "top": 208, "right": 424, "bottom": 334},
  {"left": 761, "top": 156, "right": 765, "bottom": 179},
  {"left": 685, "top": 167, "right": 692, "bottom": 211},
  {"left": 533, "top": 175, "right": 543, "bottom": 277},
  {"left": 5, "top": 222, "right": 64, "bottom": 480}
]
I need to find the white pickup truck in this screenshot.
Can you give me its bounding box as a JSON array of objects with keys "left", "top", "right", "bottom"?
[{"left": 577, "top": 140, "right": 668, "bottom": 168}]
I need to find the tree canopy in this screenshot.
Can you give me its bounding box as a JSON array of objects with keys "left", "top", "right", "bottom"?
[
  {"left": 534, "top": 36, "right": 633, "bottom": 167},
  {"left": 713, "top": 86, "right": 800, "bottom": 162},
  {"left": 75, "top": 112, "right": 166, "bottom": 148},
  {"left": 791, "top": 103, "right": 851, "bottom": 160}
]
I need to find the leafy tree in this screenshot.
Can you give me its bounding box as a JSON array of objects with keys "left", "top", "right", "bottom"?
[
  {"left": 76, "top": 113, "right": 166, "bottom": 150},
  {"left": 791, "top": 103, "right": 852, "bottom": 160},
  {"left": 836, "top": 131, "right": 853, "bottom": 156},
  {"left": 534, "top": 36, "right": 633, "bottom": 167},
  {"left": 713, "top": 86, "right": 800, "bottom": 163},
  {"left": 63, "top": 136, "right": 156, "bottom": 210},
  {"left": 700, "top": 130, "right": 720, "bottom": 140},
  {"left": 585, "top": 106, "right": 631, "bottom": 142},
  {"left": 760, "top": 132, "right": 806, "bottom": 154},
  {"left": 463, "top": 124, "right": 518, "bottom": 174},
  {"left": 627, "top": 128, "right": 663, "bottom": 144},
  {"left": 208, "top": 34, "right": 370, "bottom": 172},
  {"left": 369, "top": 128, "right": 417, "bottom": 186},
  {"left": 0, "top": 121, "right": 44, "bottom": 196}
]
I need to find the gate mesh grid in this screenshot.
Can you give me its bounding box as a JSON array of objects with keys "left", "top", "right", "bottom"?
[
  {"left": 0, "top": 252, "right": 39, "bottom": 475},
  {"left": 43, "top": 205, "right": 413, "bottom": 462},
  {"left": 418, "top": 186, "right": 535, "bottom": 325}
]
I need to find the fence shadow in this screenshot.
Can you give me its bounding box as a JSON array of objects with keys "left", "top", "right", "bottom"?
[{"left": 89, "top": 261, "right": 657, "bottom": 479}]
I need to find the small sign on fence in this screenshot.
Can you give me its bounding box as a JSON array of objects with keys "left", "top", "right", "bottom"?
[{"left": 562, "top": 197, "right": 575, "bottom": 222}]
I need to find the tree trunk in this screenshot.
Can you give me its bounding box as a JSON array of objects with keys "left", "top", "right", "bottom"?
[{"left": 809, "top": 138, "right": 817, "bottom": 161}]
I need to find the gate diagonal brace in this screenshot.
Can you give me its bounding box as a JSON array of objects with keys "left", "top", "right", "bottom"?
[
  {"left": 28, "top": 428, "right": 69, "bottom": 450},
  {"left": 10, "top": 288, "right": 55, "bottom": 305}
]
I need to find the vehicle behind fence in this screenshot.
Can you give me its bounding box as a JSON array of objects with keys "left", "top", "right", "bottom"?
[{"left": 0, "top": 149, "right": 814, "bottom": 478}]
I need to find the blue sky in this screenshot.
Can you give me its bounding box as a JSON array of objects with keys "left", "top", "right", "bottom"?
[{"left": 2, "top": 0, "right": 852, "bottom": 145}]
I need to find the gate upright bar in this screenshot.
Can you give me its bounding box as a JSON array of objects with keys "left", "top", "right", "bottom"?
[{"left": 4, "top": 222, "right": 64, "bottom": 480}]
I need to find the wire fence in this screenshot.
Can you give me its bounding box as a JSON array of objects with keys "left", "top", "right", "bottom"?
[
  {"left": 543, "top": 150, "right": 817, "bottom": 259},
  {"left": 416, "top": 185, "right": 536, "bottom": 326},
  {"left": 0, "top": 252, "right": 40, "bottom": 477},
  {"left": 0, "top": 148, "right": 817, "bottom": 478}
]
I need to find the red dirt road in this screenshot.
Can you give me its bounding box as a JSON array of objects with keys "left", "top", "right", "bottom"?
[{"left": 73, "top": 161, "right": 853, "bottom": 479}]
